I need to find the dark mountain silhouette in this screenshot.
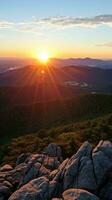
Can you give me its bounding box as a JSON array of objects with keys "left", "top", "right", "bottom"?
[
  {"left": 51, "top": 57, "right": 112, "bottom": 68},
  {"left": 0, "top": 65, "right": 112, "bottom": 87},
  {"left": 0, "top": 57, "right": 112, "bottom": 73}
]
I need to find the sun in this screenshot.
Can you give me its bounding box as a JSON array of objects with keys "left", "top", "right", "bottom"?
[{"left": 38, "top": 52, "right": 49, "bottom": 63}]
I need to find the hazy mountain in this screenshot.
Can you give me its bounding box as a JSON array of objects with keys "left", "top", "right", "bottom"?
[
  {"left": 0, "top": 57, "right": 112, "bottom": 73},
  {"left": 0, "top": 64, "right": 112, "bottom": 87},
  {"left": 51, "top": 58, "right": 112, "bottom": 68}
]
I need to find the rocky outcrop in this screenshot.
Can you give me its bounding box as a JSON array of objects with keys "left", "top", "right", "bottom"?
[
  {"left": 63, "top": 189, "right": 99, "bottom": 200},
  {"left": 43, "top": 143, "right": 62, "bottom": 158},
  {"left": 0, "top": 141, "right": 112, "bottom": 200}
]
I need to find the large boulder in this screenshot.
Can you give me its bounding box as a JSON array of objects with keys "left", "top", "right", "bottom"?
[
  {"left": 43, "top": 143, "right": 62, "bottom": 158},
  {"left": 63, "top": 142, "right": 97, "bottom": 191},
  {"left": 9, "top": 177, "right": 49, "bottom": 200},
  {"left": 63, "top": 140, "right": 112, "bottom": 192},
  {"left": 63, "top": 188, "right": 99, "bottom": 200},
  {"left": 99, "top": 172, "right": 112, "bottom": 200},
  {"left": 92, "top": 141, "right": 112, "bottom": 187},
  {"left": 100, "top": 181, "right": 112, "bottom": 200},
  {"left": 18, "top": 159, "right": 50, "bottom": 187},
  {"left": 0, "top": 165, "right": 13, "bottom": 172},
  {"left": 0, "top": 185, "right": 11, "bottom": 199},
  {"left": 0, "top": 181, "right": 13, "bottom": 200},
  {"left": 0, "top": 141, "right": 112, "bottom": 199},
  {"left": 16, "top": 153, "right": 31, "bottom": 165}
]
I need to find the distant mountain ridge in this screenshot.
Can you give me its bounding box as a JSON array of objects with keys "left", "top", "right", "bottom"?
[
  {"left": 0, "top": 64, "right": 112, "bottom": 87},
  {"left": 0, "top": 57, "right": 112, "bottom": 73},
  {"left": 51, "top": 57, "right": 112, "bottom": 68}
]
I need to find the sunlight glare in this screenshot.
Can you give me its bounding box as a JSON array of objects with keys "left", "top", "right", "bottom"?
[{"left": 38, "top": 52, "right": 49, "bottom": 63}]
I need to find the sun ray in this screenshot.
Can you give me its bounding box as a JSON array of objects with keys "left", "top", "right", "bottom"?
[{"left": 38, "top": 52, "right": 49, "bottom": 63}]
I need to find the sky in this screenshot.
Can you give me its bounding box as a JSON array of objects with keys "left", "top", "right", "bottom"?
[{"left": 0, "top": 0, "right": 112, "bottom": 59}]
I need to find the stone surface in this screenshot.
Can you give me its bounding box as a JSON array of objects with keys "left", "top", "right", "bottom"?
[
  {"left": 0, "top": 141, "right": 111, "bottom": 200},
  {"left": 9, "top": 177, "right": 49, "bottom": 200},
  {"left": 16, "top": 153, "right": 31, "bottom": 165},
  {"left": 0, "top": 164, "right": 13, "bottom": 172},
  {"left": 43, "top": 143, "right": 62, "bottom": 158},
  {"left": 63, "top": 188, "right": 99, "bottom": 200}
]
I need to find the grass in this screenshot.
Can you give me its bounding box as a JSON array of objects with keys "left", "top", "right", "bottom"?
[{"left": 0, "top": 113, "right": 112, "bottom": 166}]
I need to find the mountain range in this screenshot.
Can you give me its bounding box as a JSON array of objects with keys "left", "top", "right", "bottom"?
[
  {"left": 0, "top": 57, "right": 112, "bottom": 73},
  {"left": 0, "top": 64, "right": 112, "bottom": 87}
]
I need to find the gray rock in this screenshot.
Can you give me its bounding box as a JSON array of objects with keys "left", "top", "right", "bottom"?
[
  {"left": 16, "top": 153, "right": 30, "bottom": 165},
  {"left": 92, "top": 141, "right": 112, "bottom": 187},
  {"left": 73, "top": 157, "right": 97, "bottom": 191},
  {"left": 63, "top": 158, "right": 79, "bottom": 190},
  {"left": 0, "top": 197, "right": 4, "bottom": 200},
  {"left": 0, "top": 185, "right": 11, "bottom": 200},
  {"left": 93, "top": 140, "right": 112, "bottom": 159},
  {"left": 0, "top": 186, "right": 10, "bottom": 195},
  {"left": 63, "top": 188, "right": 99, "bottom": 200},
  {"left": 19, "top": 162, "right": 41, "bottom": 186},
  {"left": 43, "top": 156, "right": 60, "bottom": 170},
  {"left": 9, "top": 177, "right": 49, "bottom": 200},
  {"left": 0, "top": 141, "right": 112, "bottom": 200},
  {"left": 43, "top": 143, "right": 62, "bottom": 158},
  {"left": 99, "top": 173, "right": 112, "bottom": 200},
  {"left": 72, "top": 141, "right": 92, "bottom": 160},
  {"left": 7, "top": 163, "right": 27, "bottom": 185},
  {"left": 3, "top": 181, "right": 13, "bottom": 188},
  {"left": 62, "top": 141, "right": 96, "bottom": 191},
  {"left": 0, "top": 165, "right": 13, "bottom": 172},
  {"left": 63, "top": 140, "right": 112, "bottom": 192}
]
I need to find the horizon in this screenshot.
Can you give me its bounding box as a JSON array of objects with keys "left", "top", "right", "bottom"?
[
  {"left": 0, "top": 56, "right": 112, "bottom": 61},
  {"left": 0, "top": 0, "right": 112, "bottom": 59}
]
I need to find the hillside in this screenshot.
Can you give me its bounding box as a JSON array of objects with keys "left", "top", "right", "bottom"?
[
  {"left": 1, "top": 65, "right": 112, "bottom": 87},
  {"left": 0, "top": 94, "right": 112, "bottom": 145},
  {"left": 0, "top": 57, "right": 112, "bottom": 73},
  {"left": 1, "top": 113, "right": 112, "bottom": 166}
]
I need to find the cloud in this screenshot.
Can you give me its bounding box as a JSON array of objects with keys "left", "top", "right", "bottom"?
[
  {"left": 1, "top": 14, "right": 112, "bottom": 32},
  {"left": 16, "top": 22, "right": 42, "bottom": 34},
  {"left": 0, "top": 21, "right": 13, "bottom": 28},
  {"left": 97, "top": 42, "right": 112, "bottom": 47},
  {"left": 33, "top": 15, "right": 112, "bottom": 28}
]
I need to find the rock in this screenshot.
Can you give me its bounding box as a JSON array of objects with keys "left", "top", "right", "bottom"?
[
  {"left": 99, "top": 173, "right": 112, "bottom": 200},
  {"left": 19, "top": 160, "right": 50, "bottom": 187},
  {"left": 9, "top": 177, "right": 49, "bottom": 200},
  {"left": 52, "top": 199, "right": 62, "bottom": 200},
  {"left": 100, "top": 181, "right": 112, "bottom": 200},
  {"left": 0, "top": 164, "right": 13, "bottom": 172},
  {"left": 60, "top": 158, "right": 69, "bottom": 168},
  {"left": 49, "top": 180, "right": 61, "bottom": 198},
  {"left": 43, "top": 156, "right": 60, "bottom": 170},
  {"left": 63, "top": 140, "right": 112, "bottom": 192},
  {"left": 49, "top": 169, "right": 59, "bottom": 180},
  {"left": 63, "top": 157, "right": 79, "bottom": 190},
  {"left": 63, "top": 188, "right": 99, "bottom": 200},
  {"left": 0, "top": 185, "right": 11, "bottom": 200},
  {"left": 0, "top": 141, "right": 112, "bottom": 199},
  {"left": 3, "top": 181, "right": 13, "bottom": 188},
  {"left": 6, "top": 163, "right": 27, "bottom": 186},
  {"left": 16, "top": 153, "right": 30, "bottom": 165},
  {"left": 72, "top": 141, "right": 93, "bottom": 160},
  {"left": 0, "top": 185, "right": 10, "bottom": 195},
  {"left": 19, "top": 162, "right": 41, "bottom": 186},
  {"left": 93, "top": 140, "right": 112, "bottom": 159},
  {"left": 43, "top": 143, "right": 62, "bottom": 158},
  {"left": 63, "top": 142, "right": 96, "bottom": 191},
  {"left": 92, "top": 140, "right": 112, "bottom": 187}
]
